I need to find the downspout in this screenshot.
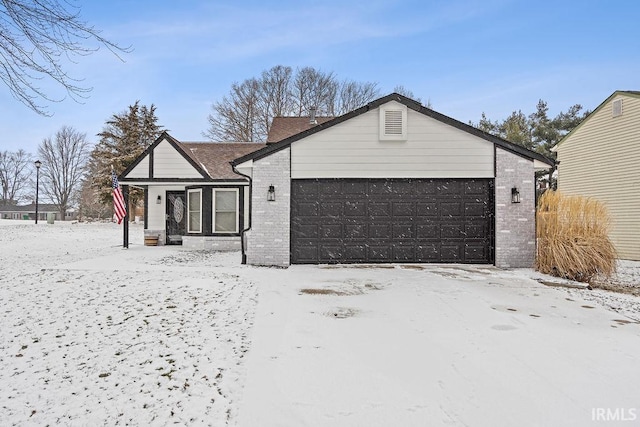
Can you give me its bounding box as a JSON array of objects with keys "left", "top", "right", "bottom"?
[{"left": 231, "top": 163, "right": 251, "bottom": 265}]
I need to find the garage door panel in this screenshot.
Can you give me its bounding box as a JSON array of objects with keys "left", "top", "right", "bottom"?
[
  {"left": 393, "top": 244, "right": 415, "bottom": 261},
  {"left": 440, "top": 202, "right": 463, "bottom": 217},
  {"left": 465, "top": 202, "right": 486, "bottom": 217},
  {"left": 441, "top": 224, "right": 464, "bottom": 239},
  {"left": 368, "top": 202, "right": 391, "bottom": 217},
  {"left": 293, "top": 224, "right": 318, "bottom": 238},
  {"left": 441, "top": 245, "right": 463, "bottom": 262},
  {"left": 345, "top": 201, "right": 366, "bottom": 216},
  {"left": 345, "top": 224, "right": 367, "bottom": 238},
  {"left": 296, "top": 202, "right": 318, "bottom": 216},
  {"left": 320, "top": 224, "right": 342, "bottom": 238},
  {"left": 465, "top": 245, "right": 487, "bottom": 262},
  {"left": 393, "top": 224, "right": 414, "bottom": 239},
  {"left": 416, "top": 202, "right": 438, "bottom": 216},
  {"left": 291, "top": 178, "right": 493, "bottom": 264},
  {"left": 344, "top": 245, "right": 367, "bottom": 261},
  {"left": 368, "top": 246, "right": 391, "bottom": 261},
  {"left": 319, "top": 202, "right": 342, "bottom": 216},
  {"left": 393, "top": 202, "right": 415, "bottom": 216},
  {"left": 370, "top": 224, "right": 391, "bottom": 239},
  {"left": 417, "top": 224, "right": 439, "bottom": 239}
]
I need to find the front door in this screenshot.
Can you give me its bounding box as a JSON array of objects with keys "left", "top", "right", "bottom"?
[{"left": 166, "top": 191, "right": 186, "bottom": 245}]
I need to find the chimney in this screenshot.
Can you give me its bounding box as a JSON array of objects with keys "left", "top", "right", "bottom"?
[{"left": 309, "top": 106, "right": 317, "bottom": 124}]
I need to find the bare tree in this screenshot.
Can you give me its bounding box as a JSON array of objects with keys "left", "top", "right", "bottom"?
[
  {"left": 0, "top": 0, "right": 130, "bottom": 115},
  {"left": 393, "top": 85, "right": 431, "bottom": 108},
  {"left": 206, "top": 79, "right": 261, "bottom": 142},
  {"left": 0, "top": 149, "right": 32, "bottom": 205},
  {"left": 205, "top": 65, "right": 380, "bottom": 142},
  {"left": 38, "top": 126, "right": 91, "bottom": 219}
]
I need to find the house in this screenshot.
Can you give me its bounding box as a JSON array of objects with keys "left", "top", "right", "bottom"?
[
  {"left": 118, "top": 132, "right": 265, "bottom": 249},
  {"left": 552, "top": 90, "right": 640, "bottom": 261},
  {"left": 232, "top": 93, "right": 554, "bottom": 268},
  {"left": 0, "top": 203, "right": 70, "bottom": 221}
]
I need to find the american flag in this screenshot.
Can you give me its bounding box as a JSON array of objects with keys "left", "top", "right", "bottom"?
[{"left": 112, "top": 170, "right": 127, "bottom": 224}]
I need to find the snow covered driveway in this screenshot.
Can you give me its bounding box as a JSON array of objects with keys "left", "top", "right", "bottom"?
[
  {"left": 238, "top": 265, "right": 640, "bottom": 427},
  {"left": 1, "top": 221, "right": 639, "bottom": 426}
]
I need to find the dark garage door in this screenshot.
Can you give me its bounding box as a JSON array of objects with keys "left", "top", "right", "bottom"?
[{"left": 291, "top": 178, "right": 493, "bottom": 264}]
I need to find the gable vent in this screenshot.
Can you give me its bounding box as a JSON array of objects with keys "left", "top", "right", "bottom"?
[
  {"left": 384, "top": 110, "right": 404, "bottom": 135},
  {"left": 379, "top": 104, "right": 407, "bottom": 141},
  {"left": 612, "top": 99, "right": 623, "bottom": 117}
]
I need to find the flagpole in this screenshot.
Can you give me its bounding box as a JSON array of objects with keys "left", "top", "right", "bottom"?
[{"left": 123, "top": 184, "right": 129, "bottom": 249}]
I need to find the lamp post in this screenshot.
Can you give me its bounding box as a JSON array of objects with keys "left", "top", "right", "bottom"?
[{"left": 34, "top": 160, "right": 41, "bottom": 224}]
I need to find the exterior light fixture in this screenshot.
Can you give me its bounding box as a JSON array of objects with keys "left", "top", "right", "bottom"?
[
  {"left": 267, "top": 185, "right": 276, "bottom": 201},
  {"left": 511, "top": 187, "right": 521, "bottom": 204},
  {"left": 34, "top": 160, "right": 42, "bottom": 223},
  {"left": 156, "top": 195, "right": 162, "bottom": 204}
]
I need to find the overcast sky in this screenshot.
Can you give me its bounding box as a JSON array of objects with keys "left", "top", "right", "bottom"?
[{"left": 2, "top": 0, "right": 638, "bottom": 155}]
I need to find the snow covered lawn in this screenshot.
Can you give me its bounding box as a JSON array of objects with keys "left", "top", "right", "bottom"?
[{"left": 1, "top": 220, "right": 639, "bottom": 426}]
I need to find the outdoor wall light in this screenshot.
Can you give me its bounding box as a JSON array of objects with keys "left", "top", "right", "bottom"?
[
  {"left": 267, "top": 185, "right": 276, "bottom": 202},
  {"left": 511, "top": 187, "right": 521, "bottom": 204},
  {"left": 156, "top": 195, "right": 162, "bottom": 204}
]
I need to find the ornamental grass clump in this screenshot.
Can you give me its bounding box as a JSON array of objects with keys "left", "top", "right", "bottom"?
[{"left": 536, "top": 190, "right": 616, "bottom": 282}]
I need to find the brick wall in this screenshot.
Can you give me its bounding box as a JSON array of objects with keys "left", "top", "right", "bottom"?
[
  {"left": 182, "top": 236, "right": 241, "bottom": 251},
  {"left": 495, "top": 148, "right": 536, "bottom": 268},
  {"left": 246, "top": 148, "right": 291, "bottom": 266}
]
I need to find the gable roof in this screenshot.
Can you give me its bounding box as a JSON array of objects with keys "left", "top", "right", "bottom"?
[
  {"left": 0, "top": 203, "right": 62, "bottom": 213},
  {"left": 232, "top": 93, "right": 555, "bottom": 167},
  {"left": 552, "top": 90, "right": 640, "bottom": 151},
  {"left": 267, "top": 116, "right": 333, "bottom": 143},
  {"left": 120, "top": 131, "right": 265, "bottom": 181}
]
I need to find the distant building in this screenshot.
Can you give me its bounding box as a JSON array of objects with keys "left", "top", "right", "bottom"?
[{"left": 0, "top": 203, "right": 76, "bottom": 221}]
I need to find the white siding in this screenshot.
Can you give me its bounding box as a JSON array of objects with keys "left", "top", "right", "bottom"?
[
  {"left": 556, "top": 93, "right": 640, "bottom": 260},
  {"left": 127, "top": 155, "right": 149, "bottom": 178},
  {"left": 291, "top": 101, "right": 494, "bottom": 179},
  {"left": 153, "top": 139, "right": 203, "bottom": 179},
  {"left": 147, "top": 185, "right": 185, "bottom": 229}
]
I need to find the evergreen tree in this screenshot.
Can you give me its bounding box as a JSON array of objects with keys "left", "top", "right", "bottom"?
[{"left": 87, "top": 102, "right": 163, "bottom": 215}]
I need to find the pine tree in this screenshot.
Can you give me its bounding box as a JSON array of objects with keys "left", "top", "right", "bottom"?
[{"left": 87, "top": 102, "right": 164, "bottom": 215}]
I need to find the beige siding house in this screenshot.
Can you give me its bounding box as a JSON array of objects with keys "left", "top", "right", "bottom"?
[{"left": 553, "top": 90, "right": 640, "bottom": 260}]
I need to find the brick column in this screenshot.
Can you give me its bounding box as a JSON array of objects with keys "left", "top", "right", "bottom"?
[
  {"left": 246, "top": 148, "right": 291, "bottom": 266},
  {"left": 495, "top": 148, "right": 536, "bottom": 268}
]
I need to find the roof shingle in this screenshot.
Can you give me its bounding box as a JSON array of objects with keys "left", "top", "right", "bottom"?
[
  {"left": 266, "top": 116, "right": 333, "bottom": 143},
  {"left": 179, "top": 142, "right": 265, "bottom": 179}
]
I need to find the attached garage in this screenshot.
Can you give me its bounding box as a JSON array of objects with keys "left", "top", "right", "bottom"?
[
  {"left": 291, "top": 178, "right": 493, "bottom": 264},
  {"left": 232, "top": 93, "right": 554, "bottom": 268}
]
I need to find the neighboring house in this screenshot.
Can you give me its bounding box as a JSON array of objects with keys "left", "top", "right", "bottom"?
[
  {"left": 118, "top": 132, "right": 265, "bottom": 249},
  {"left": 232, "top": 93, "right": 554, "bottom": 268},
  {"left": 553, "top": 90, "right": 640, "bottom": 261},
  {"left": 0, "top": 203, "right": 70, "bottom": 221}
]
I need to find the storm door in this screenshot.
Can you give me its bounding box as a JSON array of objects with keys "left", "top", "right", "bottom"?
[{"left": 166, "top": 191, "right": 186, "bottom": 245}]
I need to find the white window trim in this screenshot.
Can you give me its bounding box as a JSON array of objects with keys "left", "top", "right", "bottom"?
[
  {"left": 212, "top": 188, "right": 239, "bottom": 234},
  {"left": 379, "top": 104, "right": 408, "bottom": 141},
  {"left": 187, "top": 189, "right": 202, "bottom": 233}
]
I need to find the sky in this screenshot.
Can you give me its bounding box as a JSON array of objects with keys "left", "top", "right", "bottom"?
[{"left": 1, "top": 0, "right": 639, "bottom": 155}]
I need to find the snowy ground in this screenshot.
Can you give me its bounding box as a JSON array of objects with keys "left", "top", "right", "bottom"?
[{"left": 1, "top": 220, "right": 639, "bottom": 426}]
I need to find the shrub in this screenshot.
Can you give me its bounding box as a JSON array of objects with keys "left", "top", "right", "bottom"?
[{"left": 536, "top": 190, "right": 616, "bottom": 282}]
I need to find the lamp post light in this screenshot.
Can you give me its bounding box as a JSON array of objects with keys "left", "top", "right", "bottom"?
[{"left": 34, "top": 160, "right": 42, "bottom": 224}]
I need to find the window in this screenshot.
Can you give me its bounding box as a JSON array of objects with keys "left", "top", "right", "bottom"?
[
  {"left": 213, "top": 189, "right": 238, "bottom": 233},
  {"left": 379, "top": 104, "right": 408, "bottom": 141},
  {"left": 187, "top": 189, "right": 202, "bottom": 233}
]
